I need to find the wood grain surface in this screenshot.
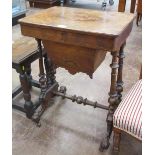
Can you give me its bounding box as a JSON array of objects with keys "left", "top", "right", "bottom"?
[
  {"left": 19, "top": 6, "right": 135, "bottom": 76},
  {"left": 19, "top": 6, "right": 135, "bottom": 37}
]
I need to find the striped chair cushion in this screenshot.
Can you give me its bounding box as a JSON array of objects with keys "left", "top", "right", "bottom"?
[{"left": 113, "top": 80, "right": 142, "bottom": 140}]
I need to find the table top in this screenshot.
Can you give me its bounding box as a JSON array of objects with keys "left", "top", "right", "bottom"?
[{"left": 19, "top": 6, "right": 135, "bottom": 37}]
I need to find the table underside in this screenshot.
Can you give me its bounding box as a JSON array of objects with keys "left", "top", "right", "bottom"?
[{"left": 43, "top": 40, "right": 107, "bottom": 77}]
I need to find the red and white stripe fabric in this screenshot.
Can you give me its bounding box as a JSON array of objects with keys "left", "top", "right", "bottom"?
[{"left": 113, "top": 80, "right": 142, "bottom": 140}]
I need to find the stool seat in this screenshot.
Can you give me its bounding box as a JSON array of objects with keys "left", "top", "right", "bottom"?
[
  {"left": 12, "top": 37, "right": 38, "bottom": 66},
  {"left": 113, "top": 80, "right": 142, "bottom": 140},
  {"left": 12, "top": 37, "right": 41, "bottom": 115}
]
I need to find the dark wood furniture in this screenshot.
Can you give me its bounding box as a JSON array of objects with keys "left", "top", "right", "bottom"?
[
  {"left": 28, "top": 0, "right": 61, "bottom": 8},
  {"left": 19, "top": 6, "right": 135, "bottom": 151},
  {"left": 12, "top": 38, "right": 41, "bottom": 117}
]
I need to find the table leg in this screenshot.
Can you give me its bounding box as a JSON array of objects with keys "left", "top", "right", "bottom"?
[
  {"left": 36, "top": 39, "right": 47, "bottom": 105},
  {"left": 99, "top": 51, "right": 119, "bottom": 151},
  {"left": 18, "top": 66, "right": 34, "bottom": 118},
  {"left": 116, "top": 43, "right": 125, "bottom": 104},
  {"left": 44, "top": 53, "right": 56, "bottom": 88},
  {"left": 32, "top": 39, "right": 58, "bottom": 126}
]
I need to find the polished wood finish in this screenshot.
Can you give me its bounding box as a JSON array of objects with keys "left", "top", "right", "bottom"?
[
  {"left": 43, "top": 41, "right": 107, "bottom": 77},
  {"left": 19, "top": 7, "right": 135, "bottom": 150},
  {"left": 19, "top": 6, "right": 135, "bottom": 77},
  {"left": 19, "top": 7, "right": 134, "bottom": 37}
]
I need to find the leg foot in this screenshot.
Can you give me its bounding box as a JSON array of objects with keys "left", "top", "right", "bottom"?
[
  {"left": 113, "top": 128, "right": 121, "bottom": 152},
  {"left": 99, "top": 136, "right": 110, "bottom": 151},
  {"left": 24, "top": 100, "right": 34, "bottom": 118}
]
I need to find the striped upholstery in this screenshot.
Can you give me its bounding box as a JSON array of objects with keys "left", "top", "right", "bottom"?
[{"left": 113, "top": 80, "right": 142, "bottom": 140}]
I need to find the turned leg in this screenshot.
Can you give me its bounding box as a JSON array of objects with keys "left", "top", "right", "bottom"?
[
  {"left": 117, "top": 43, "right": 125, "bottom": 104},
  {"left": 113, "top": 128, "right": 121, "bottom": 152},
  {"left": 44, "top": 53, "right": 56, "bottom": 88},
  {"left": 18, "top": 66, "right": 34, "bottom": 118},
  {"left": 99, "top": 51, "right": 119, "bottom": 151},
  {"left": 36, "top": 39, "right": 47, "bottom": 104},
  {"left": 31, "top": 39, "right": 48, "bottom": 126},
  {"left": 31, "top": 39, "right": 59, "bottom": 126},
  {"left": 25, "top": 64, "right": 32, "bottom": 90}
]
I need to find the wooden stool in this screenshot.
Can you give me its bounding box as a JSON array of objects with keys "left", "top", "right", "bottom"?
[{"left": 12, "top": 38, "right": 40, "bottom": 118}]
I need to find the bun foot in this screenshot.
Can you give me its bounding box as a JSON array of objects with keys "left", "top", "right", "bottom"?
[{"left": 99, "top": 137, "right": 110, "bottom": 152}]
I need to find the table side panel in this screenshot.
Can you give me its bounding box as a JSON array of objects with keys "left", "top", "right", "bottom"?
[
  {"left": 43, "top": 41, "right": 98, "bottom": 76},
  {"left": 20, "top": 24, "right": 116, "bottom": 51}
]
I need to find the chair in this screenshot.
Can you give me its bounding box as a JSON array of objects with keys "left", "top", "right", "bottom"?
[
  {"left": 118, "top": 0, "right": 142, "bottom": 26},
  {"left": 113, "top": 69, "right": 142, "bottom": 152},
  {"left": 136, "top": 0, "right": 142, "bottom": 26},
  {"left": 12, "top": 38, "right": 40, "bottom": 117}
]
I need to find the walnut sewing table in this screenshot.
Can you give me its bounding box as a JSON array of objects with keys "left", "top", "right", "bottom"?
[{"left": 19, "top": 6, "right": 135, "bottom": 151}]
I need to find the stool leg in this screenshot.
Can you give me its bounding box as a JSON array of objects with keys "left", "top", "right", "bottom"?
[
  {"left": 99, "top": 51, "right": 119, "bottom": 151},
  {"left": 25, "top": 64, "right": 32, "bottom": 90},
  {"left": 19, "top": 66, "right": 34, "bottom": 118},
  {"left": 113, "top": 128, "right": 121, "bottom": 152},
  {"left": 117, "top": 43, "right": 125, "bottom": 104}
]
